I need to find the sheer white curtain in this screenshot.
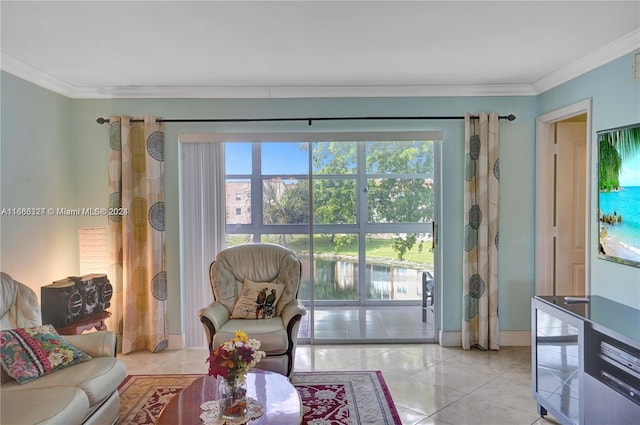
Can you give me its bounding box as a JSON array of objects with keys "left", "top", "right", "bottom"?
[
  {"left": 180, "top": 142, "right": 226, "bottom": 347},
  {"left": 462, "top": 112, "right": 500, "bottom": 350}
]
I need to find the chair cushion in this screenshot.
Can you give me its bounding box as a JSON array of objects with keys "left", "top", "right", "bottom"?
[
  {"left": 215, "top": 318, "right": 288, "bottom": 355},
  {"left": 0, "top": 324, "right": 91, "bottom": 384},
  {"left": 231, "top": 279, "right": 284, "bottom": 319}
]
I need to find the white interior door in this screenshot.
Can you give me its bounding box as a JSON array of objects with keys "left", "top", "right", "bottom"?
[{"left": 555, "top": 121, "right": 587, "bottom": 295}]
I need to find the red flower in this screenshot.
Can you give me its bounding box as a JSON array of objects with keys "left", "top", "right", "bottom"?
[
  {"left": 208, "top": 361, "right": 230, "bottom": 379},
  {"left": 207, "top": 349, "right": 231, "bottom": 379}
]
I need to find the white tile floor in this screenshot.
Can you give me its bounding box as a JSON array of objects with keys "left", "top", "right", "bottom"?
[
  {"left": 119, "top": 344, "right": 562, "bottom": 425},
  {"left": 299, "top": 305, "right": 436, "bottom": 341}
]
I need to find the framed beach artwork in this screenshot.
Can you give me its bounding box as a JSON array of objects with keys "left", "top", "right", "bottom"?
[{"left": 597, "top": 123, "right": 640, "bottom": 268}]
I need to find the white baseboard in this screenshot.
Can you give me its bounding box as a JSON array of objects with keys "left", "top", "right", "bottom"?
[
  {"left": 500, "top": 331, "right": 531, "bottom": 346},
  {"left": 439, "top": 330, "right": 531, "bottom": 347},
  {"left": 168, "top": 333, "right": 185, "bottom": 350},
  {"left": 439, "top": 330, "right": 462, "bottom": 346}
]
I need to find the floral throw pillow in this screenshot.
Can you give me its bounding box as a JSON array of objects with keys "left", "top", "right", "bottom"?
[
  {"left": 231, "top": 279, "right": 284, "bottom": 319},
  {"left": 0, "top": 324, "right": 91, "bottom": 384}
]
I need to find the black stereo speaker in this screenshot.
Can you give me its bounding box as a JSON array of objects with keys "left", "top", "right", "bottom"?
[
  {"left": 41, "top": 274, "right": 112, "bottom": 328},
  {"left": 81, "top": 273, "right": 113, "bottom": 312},
  {"left": 41, "top": 278, "right": 83, "bottom": 328}
]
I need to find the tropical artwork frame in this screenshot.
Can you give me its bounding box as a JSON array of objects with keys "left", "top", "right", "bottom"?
[{"left": 597, "top": 123, "right": 640, "bottom": 268}]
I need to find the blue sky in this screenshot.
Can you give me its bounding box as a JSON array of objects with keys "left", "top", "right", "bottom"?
[
  {"left": 228, "top": 141, "right": 639, "bottom": 186},
  {"left": 619, "top": 151, "right": 640, "bottom": 187},
  {"left": 225, "top": 142, "right": 309, "bottom": 175}
]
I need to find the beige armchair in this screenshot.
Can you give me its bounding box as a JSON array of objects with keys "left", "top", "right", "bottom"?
[{"left": 198, "top": 243, "right": 306, "bottom": 377}]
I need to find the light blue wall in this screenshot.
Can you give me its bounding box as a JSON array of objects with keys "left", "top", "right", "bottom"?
[
  {"left": 1, "top": 73, "right": 78, "bottom": 292},
  {"left": 2, "top": 77, "right": 536, "bottom": 334},
  {"left": 66, "top": 95, "right": 537, "bottom": 337},
  {"left": 5, "top": 53, "right": 636, "bottom": 341},
  {"left": 0, "top": 69, "right": 545, "bottom": 339},
  {"left": 538, "top": 54, "right": 640, "bottom": 309}
]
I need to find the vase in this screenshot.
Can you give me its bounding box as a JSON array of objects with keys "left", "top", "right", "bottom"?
[{"left": 218, "top": 376, "right": 248, "bottom": 419}]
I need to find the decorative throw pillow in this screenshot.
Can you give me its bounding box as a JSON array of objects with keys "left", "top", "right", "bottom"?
[
  {"left": 231, "top": 279, "right": 284, "bottom": 319},
  {"left": 0, "top": 324, "right": 91, "bottom": 384}
]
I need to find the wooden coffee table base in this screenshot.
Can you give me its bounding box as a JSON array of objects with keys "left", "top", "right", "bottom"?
[{"left": 156, "top": 369, "right": 302, "bottom": 425}]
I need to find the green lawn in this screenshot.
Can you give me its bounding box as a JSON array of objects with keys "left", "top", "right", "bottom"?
[{"left": 229, "top": 233, "right": 433, "bottom": 268}]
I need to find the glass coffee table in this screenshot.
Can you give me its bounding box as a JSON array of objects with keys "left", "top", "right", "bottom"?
[{"left": 156, "top": 369, "right": 302, "bottom": 424}]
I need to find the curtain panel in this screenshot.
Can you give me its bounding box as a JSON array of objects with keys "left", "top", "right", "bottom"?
[
  {"left": 108, "top": 116, "right": 168, "bottom": 354},
  {"left": 179, "top": 142, "right": 226, "bottom": 347},
  {"left": 462, "top": 112, "right": 500, "bottom": 351}
]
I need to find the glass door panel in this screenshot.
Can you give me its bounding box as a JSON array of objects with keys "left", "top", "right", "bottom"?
[
  {"left": 366, "top": 177, "right": 433, "bottom": 223},
  {"left": 312, "top": 142, "right": 357, "bottom": 175},
  {"left": 311, "top": 233, "right": 359, "bottom": 302},
  {"left": 364, "top": 233, "right": 427, "bottom": 302},
  {"left": 312, "top": 179, "right": 357, "bottom": 224},
  {"left": 225, "top": 179, "right": 251, "bottom": 225},
  {"left": 262, "top": 178, "right": 309, "bottom": 225}
]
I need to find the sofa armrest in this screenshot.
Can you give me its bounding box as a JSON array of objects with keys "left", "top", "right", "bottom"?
[
  {"left": 63, "top": 331, "right": 117, "bottom": 357},
  {"left": 280, "top": 299, "right": 306, "bottom": 326},
  {"left": 199, "top": 302, "right": 230, "bottom": 349}
]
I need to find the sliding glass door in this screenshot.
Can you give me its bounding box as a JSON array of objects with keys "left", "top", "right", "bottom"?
[{"left": 224, "top": 134, "right": 439, "bottom": 343}]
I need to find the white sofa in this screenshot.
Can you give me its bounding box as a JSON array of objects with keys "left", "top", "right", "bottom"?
[{"left": 1, "top": 272, "right": 126, "bottom": 425}]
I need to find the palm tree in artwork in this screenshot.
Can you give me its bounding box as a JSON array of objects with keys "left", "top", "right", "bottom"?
[
  {"left": 598, "top": 125, "right": 640, "bottom": 259},
  {"left": 599, "top": 126, "right": 640, "bottom": 192}
]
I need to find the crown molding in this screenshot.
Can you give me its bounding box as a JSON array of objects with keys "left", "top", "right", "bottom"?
[
  {"left": 3, "top": 29, "right": 638, "bottom": 99},
  {"left": 89, "top": 85, "right": 274, "bottom": 99},
  {"left": 67, "top": 84, "right": 537, "bottom": 99},
  {"left": 533, "top": 28, "right": 640, "bottom": 94},
  {"left": 268, "top": 84, "right": 536, "bottom": 98},
  {"left": 0, "top": 57, "right": 536, "bottom": 98},
  {"left": 1, "top": 53, "right": 80, "bottom": 98}
]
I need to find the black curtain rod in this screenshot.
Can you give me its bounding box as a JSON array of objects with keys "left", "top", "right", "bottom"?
[{"left": 96, "top": 114, "right": 516, "bottom": 125}]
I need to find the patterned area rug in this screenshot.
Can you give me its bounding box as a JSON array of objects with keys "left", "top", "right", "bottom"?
[{"left": 117, "top": 371, "right": 401, "bottom": 424}]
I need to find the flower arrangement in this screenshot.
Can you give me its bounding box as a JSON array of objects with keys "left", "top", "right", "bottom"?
[
  {"left": 207, "top": 330, "right": 266, "bottom": 419},
  {"left": 207, "top": 330, "right": 266, "bottom": 384}
]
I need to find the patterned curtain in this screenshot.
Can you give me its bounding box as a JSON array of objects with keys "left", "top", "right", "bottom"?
[
  {"left": 108, "top": 116, "right": 168, "bottom": 354},
  {"left": 462, "top": 112, "right": 500, "bottom": 351}
]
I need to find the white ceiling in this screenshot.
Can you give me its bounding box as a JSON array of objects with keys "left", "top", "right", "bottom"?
[{"left": 1, "top": 1, "right": 639, "bottom": 98}]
